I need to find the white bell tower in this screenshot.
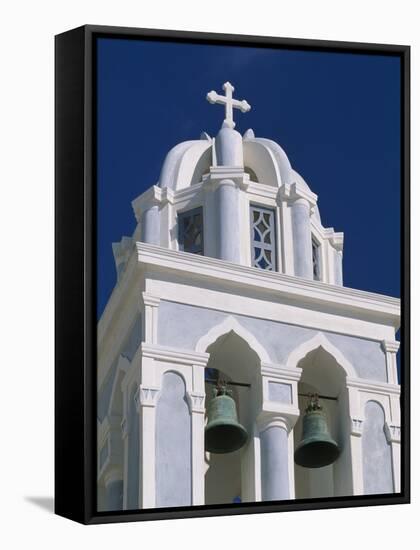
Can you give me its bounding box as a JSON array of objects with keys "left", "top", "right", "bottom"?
[{"left": 97, "top": 82, "right": 400, "bottom": 510}]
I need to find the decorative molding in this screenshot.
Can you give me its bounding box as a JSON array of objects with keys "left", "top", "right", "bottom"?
[
  {"left": 132, "top": 185, "right": 177, "bottom": 220},
  {"left": 186, "top": 391, "right": 206, "bottom": 413},
  {"left": 350, "top": 417, "right": 364, "bottom": 437},
  {"left": 381, "top": 340, "right": 400, "bottom": 354},
  {"left": 278, "top": 182, "right": 318, "bottom": 207},
  {"left": 384, "top": 422, "right": 401, "bottom": 443},
  {"left": 346, "top": 377, "right": 400, "bottom": 396},
  {"left": 136, "top": 243, "right": 400, "bottom": 324},
  {"left": 203, "top": 166, "right": 249, "bottom": 189},
  {"left": 140, "top": 343, "right": 209, "bottom": 367},
  {"left": 261, "top": 362, "right": 302, "bottom": 381},
  {"left": 135, "top": 385, "right": 161, "bottom": 409},
  {"left": 256, "top": 411, "right": 298, "bottom": 433},
  {"left": 195, "top": 315, "right": 270, "bottom": 361},
  {"left": 141, "top": 292, "right": 161, "bottom": 308},
  {"left": 285, "top": 332, "right": 358, "bottom": 378}
]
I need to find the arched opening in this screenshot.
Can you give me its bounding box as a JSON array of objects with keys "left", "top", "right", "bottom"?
[
  {"left": 244, "top": 166, "right": 259, "bottom": 182},
  {"left": 294, "top": 346, "right": 352, "bottom": 498},
  {"left": 204, "top": 330, "right": 261, "bottom": 505}
]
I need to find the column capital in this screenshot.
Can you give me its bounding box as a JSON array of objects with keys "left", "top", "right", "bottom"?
[
  {"left": 132, "top": 185, "right": 167, "bottom": 222},
  {"left": 135, "top": 384, "right": 161, "bottom": 411},
  {"left": 186, "top": 391, "right": 206, "bottom": 414},
  {"left": 350, "top": 417, "right": 364, "bottom": 437},
  {"left": 141, "top": 292, "right": 161, "bottom": 308},
  {"left": 277, "top": 182, "right": 318, "bottom": 208},
  {"left": 324, "top": 227, "right": 344, "bottom": 251},
  {"left": 384, "top": 422, "right": 401, "bottom": 443},
  {"left": 381, "top": 340, "right": 400, "bottom": 354},
  {"left": 203, "top": 167, "right": 250, "bottom": 191},
  {"left": 256, "top": 410, "right": 298, "bottom": 433}
]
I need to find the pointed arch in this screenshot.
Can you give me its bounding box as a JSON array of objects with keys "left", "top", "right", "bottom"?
[
  {"left": 285, "top": 332, "right": 357, "bottom": 378},
  {"left": 195, "top": 315, "right": 270, "bottom": 362}
]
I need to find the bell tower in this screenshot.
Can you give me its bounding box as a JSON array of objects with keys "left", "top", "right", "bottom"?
[{"left": 97, "top": 82, "right": 401, "bottom": 510}]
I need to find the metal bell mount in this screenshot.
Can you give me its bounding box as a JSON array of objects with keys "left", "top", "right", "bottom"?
[{"left": 294, "top": 394, "right": 340, "bottom": 469}]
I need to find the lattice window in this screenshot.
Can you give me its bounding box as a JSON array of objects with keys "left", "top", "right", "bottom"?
[
  {"left": 312, "top": 237, "right": 321, "bottom": 280},
  {"left": 178, "top": 207, "right": 204, "bottom": 255},
  {"left": 250, "top": 205, "right": 276, "bottom": 270}
]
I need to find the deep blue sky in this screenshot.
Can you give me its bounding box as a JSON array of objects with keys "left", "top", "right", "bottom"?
[{"left": 97, "top": 37, "right": 401, "bottom": 319}]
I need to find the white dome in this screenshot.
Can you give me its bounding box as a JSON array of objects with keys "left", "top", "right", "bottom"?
[{"left": 159, "top": 139, "right": 212, "bottom": 191}]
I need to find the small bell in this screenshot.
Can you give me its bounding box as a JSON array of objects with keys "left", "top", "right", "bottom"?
[
  {"left": 205, "top": 383, "right": 248, "bottom": 454},
  {"left": 294, "top": 394, "right": 340, "bottom": 468}
]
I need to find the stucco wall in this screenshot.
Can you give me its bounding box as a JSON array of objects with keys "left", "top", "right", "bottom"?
[
  {"left": 155, "top": 372, "right": 192, "bottom": 507},
  {"left": 362, "top": 400, "right": 393, "bottom": 494},
  {"left": 157, "top": 301, "right": 387, "bottom": 382}
]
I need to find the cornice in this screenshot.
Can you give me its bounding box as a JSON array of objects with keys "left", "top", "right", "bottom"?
[
  {"left": 136, "top": 242, "right": 400, "bottom": 322},
  {"left": 346, "top": 377, "right": 400, "bottom": 396},
  {"left": 278, "top": 182, "right": 318, "bottom": 207},
  {"left": 140, "top": 342, "right": 210, "bottom": 367},
  {"left": 260, "top": 362, "right": 303, "bottom": 381}
]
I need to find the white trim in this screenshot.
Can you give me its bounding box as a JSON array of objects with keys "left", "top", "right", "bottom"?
[
  {"left": 285, "top": 332, "right": 358, "bottom": 378},
  {"left": 381, "top": 340, "right": 400, "bottom": 353},
  {"left": 346, "top": 377, "right": 400, "bottom": 396},
  {"left": 195, "top": 315, "right": 270, "bottom": 362},
  {"left": 136, "top": 243, "right": 400, "bottom": 321},
  {"left": 140, "top": 343, "right": 209, "bottom": 367},
  {"left": 260, "top": 362, "right": 303, "bottom": 381}
]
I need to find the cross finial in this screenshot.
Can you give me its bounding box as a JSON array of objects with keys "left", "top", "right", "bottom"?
[{"left": 206, "top": 82, "right": 251, "bottom": 129}]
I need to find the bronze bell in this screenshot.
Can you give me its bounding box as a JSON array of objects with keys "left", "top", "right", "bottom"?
[
  {"left": 294, "top": 394, "right": 340, "bottom": 468},
  {"left": 205, "top": 385, "right": 248, "bottom": 454}
]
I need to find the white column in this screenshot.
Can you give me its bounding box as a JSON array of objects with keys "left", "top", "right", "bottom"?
[
  {"left": 381, "top": 340, "right": 400, "bottom": 384},
  {"left": 278, "top": 183, "right": 318, "bottom": 279},
  {"left": 141, "top": 292, "right": 160, "bottom": 344},
  {"left": 385, "top": 422, "right": 401, "bottom": 492},
  {"left": 216, "top": 179, "right": 241, "bottom": 263},
  {"left": 291, "top": 197, "right": 313, "bottom": 278},
  {"left": 348, "top": 386, "right": 364, "bottom": 495},
  {"left": 136, "top": 384, "right": 159, "bottom": 508},
  {"left": 257, "top": 415, "right": 291, "bottom": 500},
  {"left": 141, "top": 204, "right": 160, "bottom": 245}
]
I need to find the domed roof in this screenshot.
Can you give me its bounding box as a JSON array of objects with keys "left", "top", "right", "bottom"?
[
  {"left": 243, "top": 134, "right": 294, "bottom": 186},
  {"left": 157, "top": 129, "right": 321, "bottom": 222},
  {"left": 158, "top": 137, "right": 212, "bottom": 191}
]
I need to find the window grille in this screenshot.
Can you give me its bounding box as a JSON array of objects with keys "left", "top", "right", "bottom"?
[
  {"left": 178, "top": 207, "right": 204, "bottom": 255},
  {"left": 312, "top": 238, "right": 321, "bottom": 280},
  {"left": 250, "top": 205, "right": 276, "bottom": 271}
]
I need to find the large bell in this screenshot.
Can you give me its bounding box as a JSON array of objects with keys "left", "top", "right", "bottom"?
[
  {"left": 205, "top": 385, "right": 248, "bottom": 454},
  {"left": 294, "top": 395, "right": 340, "bottom": 468}
]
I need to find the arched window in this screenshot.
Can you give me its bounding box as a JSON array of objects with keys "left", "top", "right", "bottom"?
[{"left": 312, "top": 236, "right": 321, "bottom": 281}]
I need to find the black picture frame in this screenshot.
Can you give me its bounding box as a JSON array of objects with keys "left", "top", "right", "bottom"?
[{"left": 55, "top": 24, "right": 410, "bottom": 525}]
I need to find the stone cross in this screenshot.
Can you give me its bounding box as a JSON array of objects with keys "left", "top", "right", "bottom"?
[{"left": 206, "top": 82, "right": 251, "bottom": 129}]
